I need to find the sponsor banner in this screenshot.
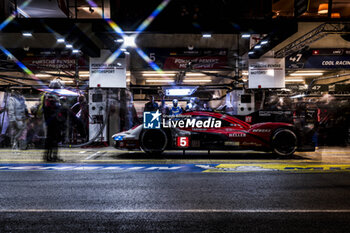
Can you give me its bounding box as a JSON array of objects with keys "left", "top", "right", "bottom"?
[
  {"left": 89, "top": 50, "right": 126, "bottom": 88},
  {"left": 286, "top": 48, "right": 350, "bottom": 69},
  {"left": 22, "top": 57, "right": 88, "bottom": 71},
  {"left": 7, "top": 49, "right": 89, "bottom": 71},
  {"left": 142, "top": 48, "right": 228, "bottom": 70},
  {"left": 143, "top": 112, "right": 222, "bottom": 129},
  {"left": 248, "top": 58, "right": 285, "bottom": 88},
  {"left": 1, "top": 163, "right": 350, "bottom": 172}
]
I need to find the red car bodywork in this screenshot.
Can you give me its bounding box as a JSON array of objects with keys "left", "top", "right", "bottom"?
[
  {"left": 178, "top": 111, "right": 294, "bottom": 150},
  {"left": 113, "top": 111, "right": 315, "bottom": 154}
]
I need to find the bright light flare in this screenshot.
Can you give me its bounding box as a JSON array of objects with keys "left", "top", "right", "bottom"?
[
  {"left": 135, "top": 0, "right": 171, "bottom": 33},
  {"left": 0, "top": 0, "right": 32, "bottom": 31},
  {"left": 0, "top": 46, "right": 47, "bottom": 87}
]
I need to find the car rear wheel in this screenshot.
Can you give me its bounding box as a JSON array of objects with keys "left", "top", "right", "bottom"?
[
  {"left": 271, "top": 129, "right": 297, "bottom": 156},
  {"left": 140, "top": 129, "right": 168, "bottom": 154}
]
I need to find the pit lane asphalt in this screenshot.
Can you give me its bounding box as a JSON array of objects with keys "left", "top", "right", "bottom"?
[
  {"left": 1, "top": 146, "right": 350, "bottom": 164},
  {"left": 1, "top": 147, "right": 350, "bottom": 232},
  {"left": 1, "top": 171, "right": 350, "bottom": 232}
]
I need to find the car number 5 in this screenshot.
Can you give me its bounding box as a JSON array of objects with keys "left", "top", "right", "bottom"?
[{"left": 177, "top": 137, "right": 189, "bottom": 147}]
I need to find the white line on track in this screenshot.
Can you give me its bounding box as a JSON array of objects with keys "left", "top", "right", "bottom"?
[
  {"left": 1, "top": 209, "right": 350, "bottom": 213},
  {"left": 84, "top": 151, "right": 106, "bottom": 160}
]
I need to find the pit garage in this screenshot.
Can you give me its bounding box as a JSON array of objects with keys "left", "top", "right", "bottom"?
[
  {"left": 1, "top": 5, "right": 350, "bottom": 158},
  {"left": 2, "top": 1, "right": 350, "bottom": 232}
]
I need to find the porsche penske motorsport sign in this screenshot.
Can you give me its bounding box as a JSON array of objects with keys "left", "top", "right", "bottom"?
[{"left": 248, "top": 58, "right": 285, "bottom": 89}]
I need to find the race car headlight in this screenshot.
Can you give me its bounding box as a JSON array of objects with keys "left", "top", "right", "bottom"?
[{"left": 113, "top": 135, "right": 124, "bottom": 141}]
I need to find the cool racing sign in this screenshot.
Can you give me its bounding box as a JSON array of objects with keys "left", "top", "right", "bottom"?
[{"left": 143, "top": 113, "right": 222, "bottom": 129}]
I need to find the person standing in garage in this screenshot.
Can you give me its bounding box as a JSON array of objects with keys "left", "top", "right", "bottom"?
[
  {"left": 144, "top": 95, "right": 159, "bottom": 112},
  {"left": 7, "top": 88, "right": 28, "bottom": 150},
  {"left": 169, "top": 99, "right": 182, "bottom": 116},
  {"left": 42, "top": 79, "right": 64, "bottom": 162}
]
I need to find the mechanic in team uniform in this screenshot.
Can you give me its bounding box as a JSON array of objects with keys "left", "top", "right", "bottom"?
[
  {"left": 144, "top": 95, "right": 159, "bottom": 112},
  {"left": 169, "top": 99, "right": 182, "bottom": 116}
]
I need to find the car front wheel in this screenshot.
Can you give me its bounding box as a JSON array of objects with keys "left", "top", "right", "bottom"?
[{"left": 140, "top": 129, "right": 168, "bottom": 154}]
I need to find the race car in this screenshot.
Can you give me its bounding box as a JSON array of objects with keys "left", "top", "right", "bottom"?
[{"left": 112, "top": 111, "right": 315, "bottom": 156}]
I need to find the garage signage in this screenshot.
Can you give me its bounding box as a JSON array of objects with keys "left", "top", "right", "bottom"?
[
  {"left": 142, "top": 48, "right": 228, "bottom": 70},
  {"left": 89, "top": 50, "right": 126, "bottom": 88},
  {"left": 248, "top": 58, "right": 285, "bottom": 88},
  {"left": 286, "top": 48, "right": 350, "bottom": 69},
  {"left": 10, "top": 49, "right": 89, "bottom": 71}
]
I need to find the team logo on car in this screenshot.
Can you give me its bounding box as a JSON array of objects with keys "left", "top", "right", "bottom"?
[{"left": 143, "top": 110, "right": 161, "bottom": 129}]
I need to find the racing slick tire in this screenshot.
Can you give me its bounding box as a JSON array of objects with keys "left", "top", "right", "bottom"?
[
  {"left": 140, "top": 129, "right": 168, "bottom": 154},
  {"left": 271, "top": 128, "right": 297, "bottom": 156}
]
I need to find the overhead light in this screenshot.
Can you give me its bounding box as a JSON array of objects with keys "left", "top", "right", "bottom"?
[
  {"left": 294, "top": 70, "right": 325, "bottom": 73},
  {"left": 261, "top": 40, "right": 268, "bottom": 45},
  {"left": 145, "top": 79, "right": 174, "bottom": 83},
  {"left": 248, "top": 51, "right": 254, "bottom": 55},
  {"left": 318, "top": 3, "right": 328, "bottom": 14},
  {"left": 183, "top": 79, "right": 211, "bottom": 83},
  {"left": 57, "top": 38, "right": 65, "bottom": 43},
  {"left": 123, "top": 35, "right": 136, "bottom": 47},
  {"left": 115, "top": 38, "right": 124, "bottom": 43},
  {"left": 331, "top": 12, "right": 341, "bottom": 18},
  {"left": 254, "top": 45, "right": 261, "bottom": 49},
  {"left": 285, "top": 79, "right": 304, "bottom": 82},
  {"left": 79, "top": 74, "right": 90, "bottom": 77},
  {"left": 66, "top": 44, "right": 73, "bottom": 48},
  {"left": 35, "top": 74, "right": 52, "bottom": 78},
  {"left": 143, "top": 71, "right": 176, "bottom": 74},
  {"left": 202, "top": 34, "right": 212, "bottom": 38},
  {"left": 290, "top": 94, "right": 306, "bottom": 99},
  {"left": 72, "top": 49, "right": 80, "bottom": 53},
  {"left": 242, "top": 34, "right": 250, "bottom": 38},
  {"left": 61, "top": 80, "right": 74, "bottom": 84},
  {"left": 290, "top": 72, "right": 323, "bottom": 76},
  {"left": 143, "top": 73, "right": 176, "bottom": 77},
  {"left": 124, "top": 51, "right": 130, "bottom": 55},
  {"left": 22, "top": 32, "right": 32, "bottom": 37},
  {"left": 120, "top": 48, "right": 127, "bottom": 52},
  {"left": 185, "top": 73, "right": 206, "bottom": 76},
  {"left": 242, "top": 71, "right": 249, "bottom": 75},
  {"left": 165, "top": 88, "right": 197, "bottom": 96}
]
